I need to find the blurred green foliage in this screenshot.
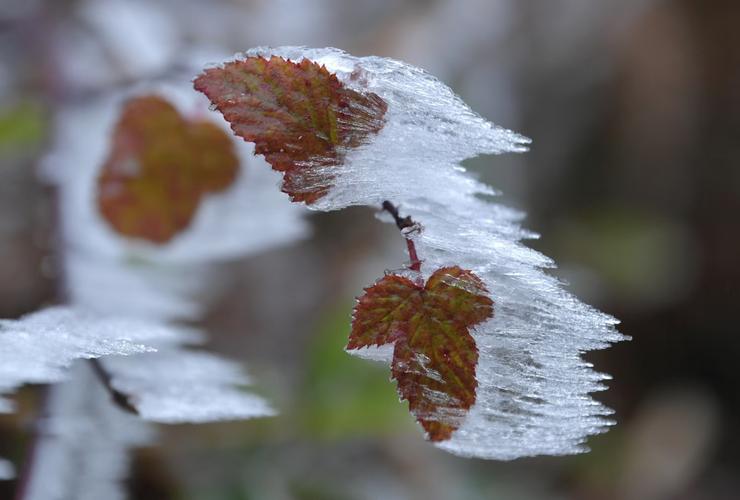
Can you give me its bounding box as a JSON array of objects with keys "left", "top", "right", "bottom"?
[
  {"left": 0, "top": 101, "right": 46, "bottom": 154},
  {"left": 298, "top": 303, "right": 414, "bottom": 440},
  {"left": 552, "top": 206, "right": 694, "bottom": 307}
]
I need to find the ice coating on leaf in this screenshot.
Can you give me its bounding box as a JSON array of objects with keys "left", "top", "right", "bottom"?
[
  {"left": 0, "top": 457, "right": 14, "bottom": 481},
  {"left": 23, "top": 363, "right": 153, "bottom": 500},
  {"left": 41, "top": 75, "right": 308, "bottom": 264},
  {"left": 102, "top": 350, "right": 275, "bottom": 423},
  {"left": 350, "top": 267, "right": 493, "bottom": 441},
  {"left": 0, "top": 306, "right": 194, "bottom": 412},
  {"left": 245, "top": 47, "right": 626, "bottom": 459},
  {"left": 235, "top": 46, "right": 529, "bottom": 212}
]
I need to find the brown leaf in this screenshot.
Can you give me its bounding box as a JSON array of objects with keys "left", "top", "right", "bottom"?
[
  {"left": 349, "top": 267, "right": 494, "bottom": 441},
  {"left": 194, "top": 56, "right": 387, "bottom": 203},
  {"left": 97, "top": 95, "right": 239, "bottom": 244}
]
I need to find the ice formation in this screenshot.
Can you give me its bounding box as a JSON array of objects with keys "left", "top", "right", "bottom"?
[
  {"left": 0, "top": 307, "right": 190, "bottom": 412},
  {"left": 102, "top": 349, "right": 275, "bottom": 423},
  {"left": 228, "top": 47, "right": 626, "bottom": 459}
]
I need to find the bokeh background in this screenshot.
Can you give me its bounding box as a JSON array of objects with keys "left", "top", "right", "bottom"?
[{"left": 1, "top": 0, "right": 739, "bottom": 499}]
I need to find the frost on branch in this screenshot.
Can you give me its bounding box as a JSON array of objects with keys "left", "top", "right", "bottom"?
[
  {"left": 200, "top": 46, "right": 626, "bottom": 459},
  {"left": 350, "top": 267, "right": 493, "bottom": 441},
  {"left": 0, "top": 304, "right": 272, "bottom": 426}
]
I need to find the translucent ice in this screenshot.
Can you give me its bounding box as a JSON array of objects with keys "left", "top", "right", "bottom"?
[
  {"left": 102, "top": 349, "right": 275, "bottom": 423},
  {"left": 239, "top": 47, "right": 626, "bottom": 459},
  {"left": 0, "top": 306, "right": 191, "bottom": 412}
]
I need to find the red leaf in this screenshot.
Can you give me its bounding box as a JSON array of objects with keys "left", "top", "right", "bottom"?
[
  {"left": 97, "top": 95, "right": 239, "bottom": 244},
  {"left": 349, "top": 266, "right": 494, "bottom": 441},
  {"left": 194, "top": 56, "right": 387, "bottom": 204}
]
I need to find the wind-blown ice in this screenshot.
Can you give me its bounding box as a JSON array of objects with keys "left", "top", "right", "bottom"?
[
  {"left": 102, "top": 350, "right": 274, "bottom": 423},
  {"left": 0, "top": 304, "right": 272, "bottom": 422},
  {"left": 0, "top": 306, "right": 193, "bottom": 413},
  {"left": 240, "top": 47, "right": 626, "bottom": 459}
]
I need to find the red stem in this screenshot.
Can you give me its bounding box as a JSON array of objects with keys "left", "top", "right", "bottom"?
[
  {"left": 405, "top": 238, "right": 421, "bottom": 273},
  {"left": 382, "top": 201, "right": 422, "bottom": 275}
]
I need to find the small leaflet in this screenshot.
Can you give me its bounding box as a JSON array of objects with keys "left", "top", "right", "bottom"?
[
  {"left": 41, "top": 76, "right": 308, "bottom": 264},
  {"left": 349, "top": 267, "right": 493, "bottom": 441}
]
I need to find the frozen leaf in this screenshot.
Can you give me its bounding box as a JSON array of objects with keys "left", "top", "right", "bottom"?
[
  {"left": 41, "top": 78, "right": 308, "bottom": 263},
  {"left": 0, "top": 306, "right": 196, "bottom": 412},
  {"left": 349, "top": 267, "right": 493, "bottom": 441},
  {"left": 194, "top": 55, "right": 388, "bottom": 203},
  {"left": 97, "top": 95, "right": 239, "bottom": 243},
  {"left": 214, "top": 47, "right": 627, "bottom": 459},
  {"left": 0, "top": 457, "right": 14, "bottom": 481}
]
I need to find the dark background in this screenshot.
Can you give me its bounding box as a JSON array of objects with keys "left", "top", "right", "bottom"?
[{"left": 1, "top": 0, "right": 739, "bottom": 498}]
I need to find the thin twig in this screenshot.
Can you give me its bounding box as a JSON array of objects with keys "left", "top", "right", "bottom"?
[
  {"left": 381, "top": 201, "right": 422, "bottom": 273},
  {"left": 89, "top": 359, "right": 139, "bottom": 416}
]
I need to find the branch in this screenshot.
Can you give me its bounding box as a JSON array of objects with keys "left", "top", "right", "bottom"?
[
  {"left": 381, "top": 201, "right": 422, "bottom": 273},
  {"left": 89, "top": 359, "right": 139, "bottom": 416}
]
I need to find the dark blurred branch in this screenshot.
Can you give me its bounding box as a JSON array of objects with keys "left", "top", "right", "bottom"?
[{"left": 89, "top": 359, "right": 139, "bottom": 416}]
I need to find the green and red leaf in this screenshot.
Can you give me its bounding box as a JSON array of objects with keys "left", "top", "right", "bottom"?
[
  {"left": 97, "top": 95, "right": 239, "bottom": 244},
  {"left": 194, "top": 56, "right": 387, "bottom": 204},
  {"left": 349, "top": 266, "right": 494, "bottom": 441}
]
